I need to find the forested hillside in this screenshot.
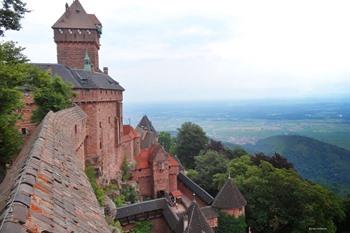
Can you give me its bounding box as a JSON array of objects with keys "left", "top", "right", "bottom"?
[{"left": 245, "top": 135, "right": 350, "bottom": 195}]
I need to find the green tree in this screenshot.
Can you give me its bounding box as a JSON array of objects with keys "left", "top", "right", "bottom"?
[
  {"left": 189, "top": 150, "right": 228, "bottom": 195},
  {"left": 0, "top": 41, "right": 73, "bottom": 178},
  {"left": 31, "top": 75, "right": 73, "bottom": 122},
  {"left": 0, "top": 0, "right": 29, "bottom": 36},
  {"left": 158, "top": 131, "right": 172, "bottom": 151},
  {"left": 336, "top": 195, "right": 350, "bottom": 232},
  {"left": 121, "top": 159, "right": 132, "bottom": 181},
  {"left": 217, "top": 155, "right": 345, "bottom": 233},
  {"left": 122, "top": 185, "right": 138, "bottom": 203},
  {"left": 176, "top": 122, "right": 208, "bottom": 168},
  {"left": 217, "top": 212, "right": 246, "bottom": 233},
  {"left": 251, "top": 152, "right": 294, "bottom": 170},
  {"left": 0, "top": 41, "right": 28, "bottom": 168}
]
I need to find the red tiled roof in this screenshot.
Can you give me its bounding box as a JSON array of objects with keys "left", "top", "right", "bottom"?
[
  {"left": 135, "top": 145, "right": 179, "bottom": 170},
  {"left": 123, "top": 125, "right": 140, "bottom": 139},
  {"left": 135, "top": 148, "right": 152, "bottom": 169}
]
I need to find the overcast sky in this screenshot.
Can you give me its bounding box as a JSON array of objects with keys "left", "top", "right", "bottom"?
[{"left": 5, "top": 0, "right": 350, "bottom": 103}]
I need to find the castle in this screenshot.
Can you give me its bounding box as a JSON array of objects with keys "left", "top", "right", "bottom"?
[{"left": 0, "top": 1, "right": 247, "bottom": 232}]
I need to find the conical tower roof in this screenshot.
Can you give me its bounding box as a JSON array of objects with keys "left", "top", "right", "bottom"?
[
  {"left": 137, "top": 115, "right": 157, "bottom": 133},
  {"left": 52, "top": 0, "right": 101, "bottom": 29},
  {"left": 184, "top": 201, "right": 214, "bottom": 233},
  {"left": 212, "top": 178, "right": 246, "bottom": 209}
]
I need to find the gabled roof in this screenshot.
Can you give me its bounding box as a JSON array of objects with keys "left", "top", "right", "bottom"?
[
  {"left": 149, "top": 144, "right": 168, "bottom": 163},
  {"left": 34, "top": 63, "right": 124, "bottom": 91},
  {"left": 135, "top": 144, "right": 179, "bottom": 170},
  {"left": 212, "top": 178, "right": 247, "bottom": 209},
  {"left": 137, "top": 115, "right": 156, "bottom": 133},
  {"left": 52, "top": 0, "right": 101, "bottom": 29},
  {"left": 123, "top": 125, "right": 140, "bottom": 141},
  {"left": 184, "top": 202, "right": 214, "bottom": 233},
  {"left": 200, "top": 206, "right": 218, "bottom": 219}
]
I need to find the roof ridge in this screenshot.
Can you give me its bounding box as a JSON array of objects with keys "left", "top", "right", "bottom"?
[{"left": 212, "top": 178, "right": 247, "bottom": 209}]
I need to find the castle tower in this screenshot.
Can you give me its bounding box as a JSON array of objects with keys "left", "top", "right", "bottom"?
[{"left": 52, "top": 0, "right": 102, "bottom": 71}]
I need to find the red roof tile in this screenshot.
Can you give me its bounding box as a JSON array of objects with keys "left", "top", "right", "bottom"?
[
  {"left": 135, "top": 148, "right": 152, "bottom": 169},
  {"left": 123, "top": 125, "right": 140, "bottom": 139},
  {"left": 135, "top": 145, "right": 179, "bottom": 170}
]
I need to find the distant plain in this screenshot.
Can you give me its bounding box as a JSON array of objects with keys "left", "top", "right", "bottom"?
[{"left": 124, "top": 99, "right": 350, "bottom": 150}]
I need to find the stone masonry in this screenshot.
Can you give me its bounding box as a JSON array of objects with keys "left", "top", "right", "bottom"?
[{"left": 0, "top": 106, "right": 111, "bottom": 233}]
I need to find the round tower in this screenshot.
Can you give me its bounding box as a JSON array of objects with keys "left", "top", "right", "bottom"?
[{"left": 52, "top": 0, "right": 102, "bottom": 71}]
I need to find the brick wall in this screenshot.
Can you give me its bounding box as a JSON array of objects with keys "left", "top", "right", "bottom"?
[
  {"left": 54, "top": 28, "right": 100, "bottom": 71},
  {"left": 16, "top": 88, "right": 129, "bottom": 183},
  {"left": 16, "top": 94, "right": 36, "bottom": 139},
  {"left": 0, "top": 106, "right": 111, "bottom": 233}
]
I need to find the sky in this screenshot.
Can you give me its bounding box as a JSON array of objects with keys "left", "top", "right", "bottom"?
[{"left": 5, "top": 0, "right": 350, "bottom": 103}]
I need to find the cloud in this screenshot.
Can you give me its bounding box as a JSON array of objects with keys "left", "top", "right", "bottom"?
[{"left": 4, "top": 0, "right": 350, "bottom": 102}]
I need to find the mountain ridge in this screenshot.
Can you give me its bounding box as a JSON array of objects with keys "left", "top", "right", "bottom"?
[{"left": 237, "top": 135, "right": 350, "bottom": 195}]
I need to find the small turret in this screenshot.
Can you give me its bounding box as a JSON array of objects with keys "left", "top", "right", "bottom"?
[{"left": 212, "top": 178, "right": 247, "bottom": 217}]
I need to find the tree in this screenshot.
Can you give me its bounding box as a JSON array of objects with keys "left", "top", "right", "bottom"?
[
  {"left": 216, "top": 155, "right": 345, "bottom": 233},
  {"left": 31, "top": 74, "right": 74, "bottom": 122},
  {"left": 0, "top": 41, "right": 27, "bottom": 168},
  {"left": 217, "top": 212, "right": 247, "bottom": 233},
  {"left": 0, "top": 0, "right": 29, "bottom": 36},
  {"left": 158, "top": 131, "right": 172, "bottom": 151},
  {"left": 251, "top": 152, "right": 294, "bottom": 170},
  {"left": 336, "top": 195, "right": 350, "bottom": 232},
  {"left": 176, "top": 122, "right": 208, "bottom": 168},
  {"left": 189, "top": 150, "right": 228, "bottom": 195},
  {"left": 0, "top": 41, "right": 73, "bottom": 178},
  {"left": 206, "top": 139, "right": 248, "bottom": 160}
]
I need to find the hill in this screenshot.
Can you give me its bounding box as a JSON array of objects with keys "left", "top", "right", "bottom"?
[{"left": 244, "top": 135, "right": 350, "bottom": 195}]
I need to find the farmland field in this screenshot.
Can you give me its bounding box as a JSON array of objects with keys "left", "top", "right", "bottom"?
[{"left": 124, "top": 99, "right": 350, "bottom": 150}]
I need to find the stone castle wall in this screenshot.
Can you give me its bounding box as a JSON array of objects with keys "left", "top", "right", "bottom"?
[
  {"left": 16, "top": 88, "right": 130, "bottom": 183},
  {"left": 16, "top": 94, "right": 36, "bottom": 138},
  {"left": 54, "top": 28, "right": 100, "bottom": 71},
  {"left": 0, "top": 106, "right": 111, "bottom": 233},
  {"left": 75, "top": 89, "right": 124, "bottom": 182}
]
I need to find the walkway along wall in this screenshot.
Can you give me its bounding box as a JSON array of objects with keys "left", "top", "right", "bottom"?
[{"left": 0, "top": 106, "right": 111, "bottom": 233}]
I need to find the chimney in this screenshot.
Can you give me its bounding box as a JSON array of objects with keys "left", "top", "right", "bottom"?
[{"left": 103, "top": 67, "right": 108, "bottom": 75}]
